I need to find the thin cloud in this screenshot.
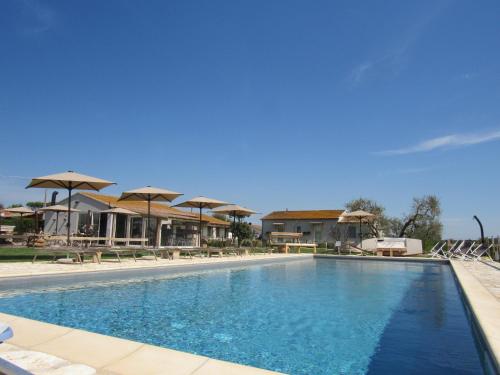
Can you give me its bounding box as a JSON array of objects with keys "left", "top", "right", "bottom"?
[
  {"left": 351, "top": 62, "right": 374, "bottom": 84},
  {"left": 20, "top": 0, "right": 56, "bottom": 35},
  {"left": 377, "top": 166, "right": 436, "bottom": 177},
  {"left": 349, "top": 1, "right": 450, "bottom": 85},
  {"left": 377, "top": 129, "right": 500, "bottom": 155}
]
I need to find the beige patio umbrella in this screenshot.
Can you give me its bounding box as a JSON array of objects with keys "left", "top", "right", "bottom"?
[
  {"left": 212, "top": 204, "right": 257, "bottom": 246},
  {"left": 101, "top": 207, "right": 138, "bottom": 215},
  {"left": 340, "top": 210, "right": 376, "bottom": 245},
  {"left": 173, "top": 196, "right": 228, "bottom": 246},
  {"left": 2, "top": 207, "right": 35, "bottom": 216},
  {"left": 118, "top": 186, "right": 183, "bottom": 246},
  {"left": 26, "top": 171, "right": 115, "bottom": 244},
  {"left": 39, "top": 205, "right": 80, "bottom": 235},
  {"left": 2, "top": 207, "right": 35, "bottom": 234}
]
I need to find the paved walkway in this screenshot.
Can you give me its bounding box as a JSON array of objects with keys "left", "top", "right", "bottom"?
[
  {"left": 0, "top": 253, "right": 310, "bottom": 279},
  {"left": 459, "top": 260, "right": 500, "bottom": 301}
]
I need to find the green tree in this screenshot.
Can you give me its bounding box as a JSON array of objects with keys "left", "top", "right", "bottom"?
[
  {"left": 397, "top": 195, "right": 442, "bottom": 249},
  {"left": 26, "top": 201, "right": 44, "bottom": 209},
  {"left": 212, "top": 213, "right": 229, "bottom": 222},
  {"left": 230, "top": 221, "right": 253, "bottom": 241}
]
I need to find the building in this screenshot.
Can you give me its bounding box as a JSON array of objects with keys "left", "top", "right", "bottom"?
[
  {"left": 43, "top": 192, "right": 229, "bottom": 247},
  {"left": 261, "top": 209, "right": 369, "bottom": 244}
]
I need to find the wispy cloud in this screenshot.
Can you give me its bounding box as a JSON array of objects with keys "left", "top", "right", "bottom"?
[
  {"left": 20, "top": 0, "right": 56, "bottom": 35},
  {"left": 377, "top": 129, "right": 500, "bottom": 155},
  {"left": 377, "top": 166, "right": 436, "bottom": 177},
  {"left": 349, "top": 1, "right": 450, "bottom": 85},
  {"left": 351, "top": 62, "right": 374, "bottom": 84}
]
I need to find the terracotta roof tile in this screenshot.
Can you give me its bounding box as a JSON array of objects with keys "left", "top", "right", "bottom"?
[
  {"left": 81, "top": 192, "right": 229, "bottom": 226},
  {"left": 261, "top": 210, "right": 345, "bottom": 220}
]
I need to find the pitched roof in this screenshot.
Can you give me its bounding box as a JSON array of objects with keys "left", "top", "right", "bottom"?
[
  {"left": 79, "top": 192, "right": 229, "bottom": 226},
  {"left": 261, "top": 210, "right": 345, "bottom": 221}
]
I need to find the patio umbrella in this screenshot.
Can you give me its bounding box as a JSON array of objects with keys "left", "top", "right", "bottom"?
[
  {"left": 212, "top": 205, "right": 256, "bottom": 244},
  {"left": 39, "top": 204, "right": 80, "bottom": 235},
  {"left": 2, "top": 207, "right": 35, "bottom": 216},
  {"left": 340, "top": 210, "right": 376, "bottom": 245},
  {"left": 173, "top": 197, "right": 228, "bottom": 246},
  {"left": 2, "top": 207, "right": 35, "bottom": 233},
  {"left": 26, "top": 171, "right": 115, "bottom": 244},
  {"left": 118, "top": 186, "right": 182, "bottom": 247}
]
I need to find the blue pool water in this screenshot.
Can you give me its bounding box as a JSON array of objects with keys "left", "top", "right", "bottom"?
[{"left": 0, "top": 258, "right": 489, "bottom": 374}]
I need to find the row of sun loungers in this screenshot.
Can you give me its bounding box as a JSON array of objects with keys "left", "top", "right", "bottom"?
[
  {"left": 30, "top": 246, "right": 274, "bottom": 264},
  {"left": 430, "top": 240, "right": 494, "bottom": 261}
]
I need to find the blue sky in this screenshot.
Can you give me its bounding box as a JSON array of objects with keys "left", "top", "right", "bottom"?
[{"left": 1, "top": 0, "right": 499, "bottom": 239}]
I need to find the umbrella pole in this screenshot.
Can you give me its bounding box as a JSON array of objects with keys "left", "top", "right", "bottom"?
[
  {"left": 238, "top": 216, "right": 242, "bottom": 248},
  {"left": 67, "top": 185, "right": 73, "bottom": 246},
  {"left": 55, "top": 212, "right": 59, "bottom": 235},
  {"left": 233, "top": 213, "right": 236, "bottom": 245},
  {"left": 359, "top": 218, "right": 362, "bottom": 246},
  {"left": 199, "top": 206, "right": 202, "bottom": 247},
  {"left": 147, "top": 196, "right": 151, "bottom": 248}
]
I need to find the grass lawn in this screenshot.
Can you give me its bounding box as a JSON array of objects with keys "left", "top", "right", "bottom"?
[{"left": 0, "top": 247, "right": 140, "bottom": 262}]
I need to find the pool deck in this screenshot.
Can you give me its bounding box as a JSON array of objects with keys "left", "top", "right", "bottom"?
[
  {"left": 0, "top": 254, "right": 498, "bottom": 374},
  {"left": 449, "top": 259, "right": 500, "bottom": 372}
]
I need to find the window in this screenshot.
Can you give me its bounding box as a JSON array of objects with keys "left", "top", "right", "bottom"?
[
  {"left": 296, "top": 226, "right": 302, "bottom": 233},
  {"left": 130, "top": 217, "right": 143, "bottom": 238},
  {"left": 115, "top": 214, "right": 127, "bottom": 238},
  {"left": 273, "top": 223, "right": 285, "bottom": 232},
  {"left": 147, "top": 217, "right": 157, "bottom": 244},
  {"left": 348, "top": 226, "right": 357, "bottom": 239}
]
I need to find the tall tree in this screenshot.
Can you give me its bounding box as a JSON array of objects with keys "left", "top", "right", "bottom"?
[{"left": 397, "top": 195, "right": 442, "bottom": 248}]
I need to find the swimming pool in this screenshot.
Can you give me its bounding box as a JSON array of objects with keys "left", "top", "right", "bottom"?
[{"left": 0, "top": 258, "right": 491, "bottom": 374}]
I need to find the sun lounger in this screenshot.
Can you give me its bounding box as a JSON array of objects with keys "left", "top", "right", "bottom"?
[
  {"left": 31, "top": 247, "right": 102, "bottom": 264},
  {"left": 0, "top": 347, "right": 94, "bottom": 375},
  {"left": 102, "top": 247, "right": 140, "bottom": 262},
  {"left": 0, "top": 323, "right": 31, "bottom": 375},
  {"left": 160, "top": 247, "right": 204, "bottom": 259},
  {"left": 438, "top": 240, "right": 462, "bottom": 259},
  {"left": 346, "top": 243, "right": 373, "bottom": 256},
  {"left": 0, "top": 323, "right": 13, "bottom": 344},
  {"left": 461, "top": 244, "right": 494, "bottom": 262},
  {"left": 429, "top": 241, "right": 446, "bottom": 258},
  {"left": 449, "top": 241, "right": 476, "bottom": 259},
  {"left": 222, "top": 247, "right": 244, "bottom": 257}
]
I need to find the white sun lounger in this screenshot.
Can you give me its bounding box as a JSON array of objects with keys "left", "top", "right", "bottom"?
[
  {"left": 430, "top": 241, "right": 447, "bottom": 258},
  {"left": 461, "top": 244, "right": 494, "bottom": 262}
]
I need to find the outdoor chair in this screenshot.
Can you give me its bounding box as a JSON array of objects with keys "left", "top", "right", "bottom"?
[
  {"left": 102, "top": 247, "right": 140, "bottom": 262},
  {"left": 439, "top": 240, "right": 462, "bottom": 259},
  {"left": 461, "top": 244, "right": 494, "bottom": 262},
  {"left": 451, "top": 241, "right": 476, "bottom": 259},
  {"left": 447, "top": 241, "right": 467, "bottom": 259},
  {"left": 222, "top": 247, "right": 243, "bottom": 257},
  {"left": 0, "top": 322, "right": 94, "bottom": 375},
  {"left": 0, "top": 322, "right": 32, "bottom": 375},
  {"left": 429, "top": 241, "right": 446, "bottom": 258},
  {"left": 346, "top": 243, "right": 373, "bottom": 256}
]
